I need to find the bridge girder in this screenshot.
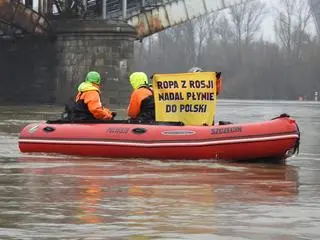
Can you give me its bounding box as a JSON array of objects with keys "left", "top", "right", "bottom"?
[
  {"left": 0, "top": 0, "right": 254, "bottom": 40},
  {"left": 0, "top": 0, "right": 54, "bottom": 39},
  {"left": 126, "top": 0, "right": 255, "bottom": 39}
]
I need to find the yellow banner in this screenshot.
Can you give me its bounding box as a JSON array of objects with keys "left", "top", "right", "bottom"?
[{"left": 153, "top": 72, "right": 217, "bottom": 126}]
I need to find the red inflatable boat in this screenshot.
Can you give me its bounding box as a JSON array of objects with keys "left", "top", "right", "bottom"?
[{"left": 18, "top": 114, "right": 300, "bottom": 161}]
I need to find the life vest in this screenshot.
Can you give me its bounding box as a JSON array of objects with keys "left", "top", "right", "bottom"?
[
  {"left": 137, "top": 86, "right": 155, "bottom": 121},
  {"left": 128, "top": 86, "right": 155, "bottom": 122},
  {"left": 63, "top": 92, "right": 97, "bottom": 121},
  {"left": 62, "top": 81, "right": 114, "bottom": 121}
]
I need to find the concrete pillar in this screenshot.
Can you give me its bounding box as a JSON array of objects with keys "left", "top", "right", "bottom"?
[
  {"left": 0, "top": 37, "right": 58, "bottom": 104},
  {"left": 0, "top": 20, "right": 136, "bottom": 105},
  {"left": 52, "top": 19, "right": 137, "bottom": 106}
]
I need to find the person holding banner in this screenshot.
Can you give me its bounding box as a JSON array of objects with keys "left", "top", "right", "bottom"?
[
  {"left": 188, "top": 67, "right": 222, "bottom": 96},
  {"left": 127, "top": 72, "right": 155, "bottom": 122}
]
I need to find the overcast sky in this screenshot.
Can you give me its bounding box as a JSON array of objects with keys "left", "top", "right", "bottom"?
[{"left": 259, "top": 0, "right": 317, "bottom": 42}]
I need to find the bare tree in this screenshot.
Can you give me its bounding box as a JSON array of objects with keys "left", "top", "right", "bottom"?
[
  {"left": 215, "top": 1, "right": 267, "bottom": 64},
  {"left": 193, "top": 14, "right": 218, "bottom": 65},
  {"left": 274, "top": 0, "right": 312, "bottom": 59},
  {"left": 132, "top": 0, "right": 320, "bottom": 100}
]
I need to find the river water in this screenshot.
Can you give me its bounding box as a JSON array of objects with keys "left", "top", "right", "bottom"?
[{"left": 0, "top": 100, "right": 319, "bottom": 240}]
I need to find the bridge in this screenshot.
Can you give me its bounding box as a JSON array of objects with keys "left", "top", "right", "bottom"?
[
  {"left": 0, "top": 0, "right": 253, "bottom": 39},
  {"left": 0, "top": 0, "right": 253, "bottom": 104}
]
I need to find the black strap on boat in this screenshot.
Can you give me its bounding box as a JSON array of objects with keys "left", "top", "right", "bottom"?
[{"left": 46, "top": 119, "right": 185, "bottom": 126}]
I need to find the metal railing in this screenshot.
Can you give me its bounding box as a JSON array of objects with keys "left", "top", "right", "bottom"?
[{"left": 50, "top": 0, "right": 165, "bottom": 19}]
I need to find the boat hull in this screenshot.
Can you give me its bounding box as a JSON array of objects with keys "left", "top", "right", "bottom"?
[{"left": 18, "top": 116, "right": 300, "bottom": 161}]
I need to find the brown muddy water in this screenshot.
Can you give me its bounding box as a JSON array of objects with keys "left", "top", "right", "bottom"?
[{"left": 0, "top": 100, "right": 319, "bottom": 240}]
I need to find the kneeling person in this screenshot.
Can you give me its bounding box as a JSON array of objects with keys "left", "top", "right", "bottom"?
[
  {"left": 65, "top": 71, "right": 116, "bottom": 120},
  {"left": 127, "top": 72, "right": 155, "bottom": 122}
]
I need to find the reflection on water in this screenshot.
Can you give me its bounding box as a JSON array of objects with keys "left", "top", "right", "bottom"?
[
  {"left": 0, "top": 157, "right": 299, "bottom": 239},
  {"left": 1, "top": 100, "right": 320, "bottom": 239}
]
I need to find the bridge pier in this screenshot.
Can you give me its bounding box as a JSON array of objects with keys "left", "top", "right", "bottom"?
[
  {"left": 52, "top": 20, "right": 136, "bottom": 106},
  {"left": 0, "top": 20, "right": 136, "bottom": 106}
]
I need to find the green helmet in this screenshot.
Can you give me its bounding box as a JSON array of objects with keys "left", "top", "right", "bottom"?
[
  {"left": 85, "top": 71, "right": 101, "bottom": 84},
  {"left": 129, "top": 72, "right": 148, "bottom": 90}
]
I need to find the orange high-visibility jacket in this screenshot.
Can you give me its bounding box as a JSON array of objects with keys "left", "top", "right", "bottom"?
[
  {"left": 76, "top": 84, "right": 113, "bottom": 120},
  {"left": 127, "top": 87, "right": 153, "bottom": 119}
]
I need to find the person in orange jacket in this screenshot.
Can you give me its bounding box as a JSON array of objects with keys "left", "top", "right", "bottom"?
[
  {"left": 64, "top": 71, "right": 116, "bottom": 121},
  {"left": 188, "top": 67, "right": 222, "bottom": 95},
  {"left": 127, "top": 72, "right": 155, "bottom": 122}
]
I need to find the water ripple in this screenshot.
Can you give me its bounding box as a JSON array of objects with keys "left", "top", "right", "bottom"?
[{"left": 0, "top": 101, "right": 320, "bottom": 239}]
